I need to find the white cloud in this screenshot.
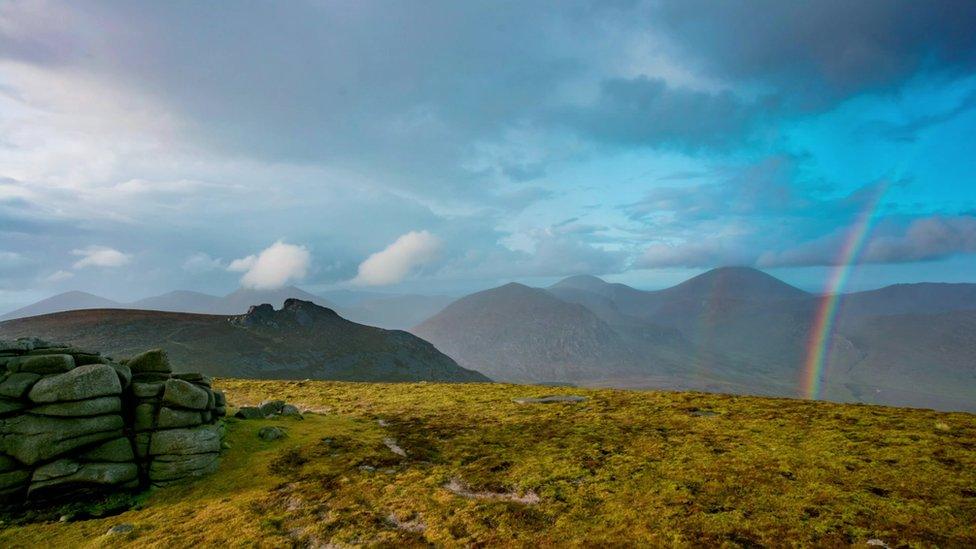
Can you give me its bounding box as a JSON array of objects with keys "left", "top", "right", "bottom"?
[
  {"left": 0, "top": 251, "right": 24, "bottom": 263},
  {"left": 46, "top": 269, "right": 74, "bottom": 282},
  {"left": 182, "top": 252, "right": 223, "bottom": 273},
  {"left": 353, "top": 230, "right": 442, "bottom": 286},
  {"left": 228, "top": 240, "right": 310, "bottom": 289},
  {"left": 71, "top": 246, "right": 131, "bottom": 269}
]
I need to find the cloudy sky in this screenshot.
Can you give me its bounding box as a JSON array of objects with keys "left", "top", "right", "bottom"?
[{"left": 1, "top": 0, "right": 975, "bottom": 310}]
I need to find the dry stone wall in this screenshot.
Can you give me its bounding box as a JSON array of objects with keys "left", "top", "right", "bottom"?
[{"left": 0, "top": 338, "right": 225, "bottom": 504}]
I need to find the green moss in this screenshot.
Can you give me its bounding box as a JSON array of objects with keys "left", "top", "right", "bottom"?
[{"left": 1, "top": 380, "right": 974, "bottom": 546}]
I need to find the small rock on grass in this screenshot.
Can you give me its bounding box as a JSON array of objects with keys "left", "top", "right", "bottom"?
[
  {"left": 106, "top": 523, "right": 134, "bottom": 535},
  {"left": 258, "top": 426, "right": 287, "bottom": 441}
]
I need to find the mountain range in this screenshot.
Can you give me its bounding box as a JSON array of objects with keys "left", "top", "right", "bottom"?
[
  {"left": 416, "top": 267, "right": 976, "bottom": 411},
  {"left": 0, "top": 299, "right": 487, "bottom": 383},
  {"left": 3, "top": 267, "right": 974, "bottom": 411}
]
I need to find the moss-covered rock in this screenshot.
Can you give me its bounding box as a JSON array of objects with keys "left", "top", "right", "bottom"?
[
  {"left": 7, "top": 355, "right": 75, "bottom": 375},
  {"left": 125, "top": 349, "right": 172, "bottom": 374},
  {"left": 0, "top": 414, "right": 124, "bottom": 464},
  {"left": 0, "top": 373, "right": 41, "bottom": 399},
  {"left": 161, "top": 379, "right": 210, "bottom": 410},
  {"left": 148, "top": 425, "right": 221, "bottom": 456},
  {"left": 30, "top": 396, "right": 122, "bottom": 417},
  {"left": 27, "top": 364, "right": 121, "bottom": 403}
]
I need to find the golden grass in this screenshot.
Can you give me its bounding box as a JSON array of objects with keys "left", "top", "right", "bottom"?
[{"left": 2, "top": 379, "right": 975, "bottom": 547}]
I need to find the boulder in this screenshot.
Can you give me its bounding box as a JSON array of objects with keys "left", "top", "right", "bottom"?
[
  {"left": 133, "top": 403, "right": 156, "bottom": 432},
  {"left": 70, "top": 353, "right": 108, "bottom": 366},
  {"left": 258, "top": 426, "right": 287, "bottom": 441},
  {"left": 106, "top": 523, "right": 135, "bottom": 536},
  {"left": 81, "top": 437, "right": 135, "bottom": 462},
  {"left": 27, "top": 364, "right": 122, "bottom": 403},
  {"left": 0, "top": 414, "right": 124, "bottom": 464},
  {"left": 234, "top": 406, "right": 265, "bottom": 420},
  {"left": 126, "top": 349, "right": 171, "bottom": 374},
  {"left": 134, "top": 432, "right": 151, "bottom": 459},
  {"left": 110, "top": 362, "right": 132, "bottom": 389},
  {"left": 30, "top": 396, "right": 121, "bottom": 417},
  {"left": 7, "top": 354, "right": 75, "bottom": 375},
  {"left": 214, "top": 406, "right": 226, "bottom": 417},
  {"left": 0, "top": 398, "right": 24, "bottom": 416},
  {"left": 157, "top": 406, "right": 204, "bottom": 429},
  {"left": 149, "top": 425, "right": 221, "bottom": 455},
  {"left": 214, "top": 391, "right": 226, "bottom": 407},
  {"left": 132, "top": 382, "right": 164, "bottom": 398},
  {"left": 280, "top": 404, "right": 303, "bottom": 418},
  {"left": 131, "top": 372, "right": 171, "bottom": 383},
  {"left": 31, "top": 458, "right": 81, "bottom": 481},
  {"left": 0, "top": 372, "right": 41, "bottom": 399},
  {"left": 29, "top": 461, "right": 138, "bottom": 493},
  {"left": 259, "top": 400, "right": 285, "bottom": 416},
  {"left": 161, "top": 379, "right": 210, "bottom": 410},
  {"left": 0, "top": 339, "right": 32, "bottom": 353},
  {"left": 149, "top": 452, "right": 219, "bottom": 482}
]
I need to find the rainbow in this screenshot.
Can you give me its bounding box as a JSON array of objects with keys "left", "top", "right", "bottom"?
[{"left": 800, "top": 185, "right": 887, "bottom": 400}]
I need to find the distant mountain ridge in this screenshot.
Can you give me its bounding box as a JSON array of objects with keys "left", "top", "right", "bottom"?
[
  {"left": 0, "top": 285, "right": 335, "bottom": 320},
  {"left": 1, "top": 286, "right": 450, "bottom": 329},
  {"left": 418, "top": 267, "right": 976, "bottom": 412},
  {"left": 0, "top": 299, "right": 488, "bottom": 383},
  {"left": 0, "top": 291, "right": 122, "bottom": 321}
]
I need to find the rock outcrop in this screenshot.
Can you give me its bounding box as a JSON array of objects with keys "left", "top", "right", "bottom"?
[{"left": 0, "top": 338, "right": 226, "bottom": 504}]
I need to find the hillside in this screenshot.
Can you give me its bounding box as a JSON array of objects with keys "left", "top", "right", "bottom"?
[
  {"left": 824, "top": 309, "right": 976, "bottom": 410},
  {"left": 0, "top": 300, "right": 487, "bottom": 383},
  {"left": 2, "top": 380, "right": 973, "bottom": 546},
  {"left": 412, "top": 283, "right": 668, "bottom": 383}
]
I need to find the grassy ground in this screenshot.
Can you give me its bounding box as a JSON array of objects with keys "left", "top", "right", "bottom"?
[{"left": 1, "top": 380, "right": 975, "bottom": 547}]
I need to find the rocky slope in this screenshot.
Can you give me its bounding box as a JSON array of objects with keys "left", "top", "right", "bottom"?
[{"left": 0, "top": 300, "right": 488, "bottom": 383}]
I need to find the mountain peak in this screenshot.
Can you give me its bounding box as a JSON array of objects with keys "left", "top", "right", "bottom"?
[
  {"left": 666, "top": 266, "right": 809, "bottom": 302},
  {"left": 551, "top": 274, "right": 609, "bottom": 290}
]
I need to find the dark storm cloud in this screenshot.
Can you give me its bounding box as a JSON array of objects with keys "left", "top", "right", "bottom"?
[
  {"left": 651, "top": 0, "right": 976, "bottom": 106},
  {"left": 559, "top": 76, "right": 765, "bottom": 149}
]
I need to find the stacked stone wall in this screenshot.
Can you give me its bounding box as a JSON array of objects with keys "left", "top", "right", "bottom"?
[{"left": 0, "top": 338, "right": 225, "bottom": 504}]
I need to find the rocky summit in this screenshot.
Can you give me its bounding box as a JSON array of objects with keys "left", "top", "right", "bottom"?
[{"left": 0, "top": 338, "right": 226, "bottom": 504}]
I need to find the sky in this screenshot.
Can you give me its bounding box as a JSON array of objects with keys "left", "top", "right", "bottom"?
[{"left": 1, "top": 0, "right": 975, "bottom": 310}]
